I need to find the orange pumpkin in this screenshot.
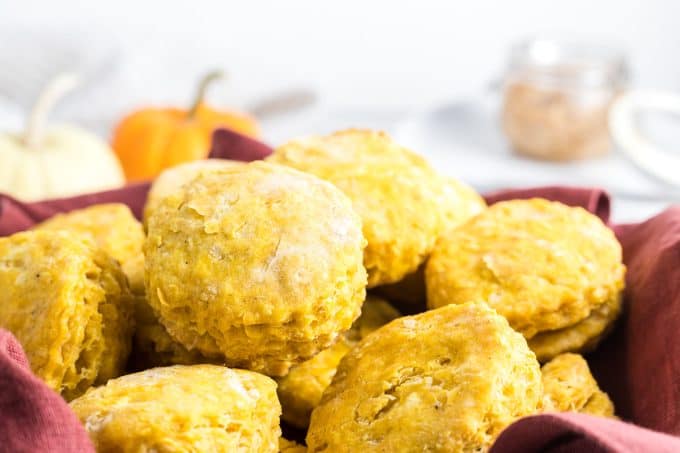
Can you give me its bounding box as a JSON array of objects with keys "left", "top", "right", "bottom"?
[{"left": 112, "top": 71, "right": 260, "bottom": 182}]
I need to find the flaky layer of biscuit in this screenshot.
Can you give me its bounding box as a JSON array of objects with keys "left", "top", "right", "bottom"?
[
  {"left": 529, "top": 294, "right": 622, "bottom": 362},
  {"left": 377, "top": 178, "right": 487, "bottom": 306}
]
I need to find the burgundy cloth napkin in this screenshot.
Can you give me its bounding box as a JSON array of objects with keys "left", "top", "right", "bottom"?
[
  {"left": 0, "top": 331, "right": 94, "bottom": 453},
  {"left": 0, "top": 132, "right": 679, "bottom": 452},
  {"left": 491, "top": 413, "right": 680, "bottom": 453}
]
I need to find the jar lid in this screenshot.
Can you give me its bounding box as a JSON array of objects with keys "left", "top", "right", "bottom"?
[{"left": 507, "top": 37, "right": 629, "bottom": 90}]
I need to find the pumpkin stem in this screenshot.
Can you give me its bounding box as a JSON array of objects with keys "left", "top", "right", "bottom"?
[
  {"left": 187, "top": 70, "right": 225, "bottom": 119},
  {"left": 24, "top": 73, "right": 79, "bottom": 149}
]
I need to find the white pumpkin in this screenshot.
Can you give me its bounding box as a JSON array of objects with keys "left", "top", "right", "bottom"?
[{"left": 0, "top": 74, "right": 125, "bottom": 201}]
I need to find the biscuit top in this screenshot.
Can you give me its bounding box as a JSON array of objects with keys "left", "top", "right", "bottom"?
[
  {"left": 144, "top": 159, "right": 243, "bottom": 223},
  {"left": 269, "top": 129, "right": 428, "bottom": 172},
  {"left": 144, "top": 161, "right": 368, "bottom": 374}
]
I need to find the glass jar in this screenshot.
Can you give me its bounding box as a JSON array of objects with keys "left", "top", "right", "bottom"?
[{"left": 502, "top": 37, "right": 629, "bottom": 161}]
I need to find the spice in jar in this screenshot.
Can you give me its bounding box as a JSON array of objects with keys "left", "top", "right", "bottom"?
[{"left": 502, "top": 38, "right": 628, "bottom": 161}]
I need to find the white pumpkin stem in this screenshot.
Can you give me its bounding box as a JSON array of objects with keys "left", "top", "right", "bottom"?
[
  {"left": 187, "top": 70, "right": 226, "bottom": 119},
  {"left": 24, "top": 73, "right": 79, "bottom": 148}
]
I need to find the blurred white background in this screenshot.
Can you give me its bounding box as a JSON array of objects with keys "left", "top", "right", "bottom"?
[
  {"left": 1, "top": 0, "right": 678, "bottom": 220},
  {"left": 2, "top": 0, "right": 678, "bottom": 116}
]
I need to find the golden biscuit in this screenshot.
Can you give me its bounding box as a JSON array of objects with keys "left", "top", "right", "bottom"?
[
  {"left": 268, "top": 129, "right": 454, "bottom": 287},
  {"left": 426, "top": 198, "right": 625, "bottom": 360},
  {"left": 35, "top": 203, "right": 145, "bottom": 294},
  {"left": 277, "top": 296, "right": 400, "bottom": 428},
  {"left": 70, "top": 365, "right": 281, "bottom": 452},
  {"left": 279, "top": 438, "right": 306, "bottom": 452},
  {"left": 145, "top": 161, "right": 367, "bottom": 376},
  {"left": 32, "top": 204, "right": 174, "bottom": 370},
  {"left": 376, "top": 178, "right": 486, "bottom": 306},
  {"left": 540, "top": 353, "right": 615, "bottom": 417},
  {"left": 306, "top": 303, "right": 542, "bottom": 452},
  {"left": 143, "top": 158, "right": 243, "bottom": 225},
  {"left": 0, "top": 230, "right": 134, "bottom": 400}
]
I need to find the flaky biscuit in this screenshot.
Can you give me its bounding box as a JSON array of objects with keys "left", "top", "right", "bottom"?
[
  {"left": 307, "top": 302, "right": 542, "bottom": 452},
  {"left": 426, "top": 198, "right": 625, "bottom": 360},
  {"left": 128, "top": 298, "right": 219, "bottom": 369},
  {"left": 145, "top": 161, "right": 367, "bottom": 376},
  {"left": 70, "top": 365, "right": 281, "bottom": 452},
  {"left": 0, "top": 230, "right": 134, "bottom": 400}
]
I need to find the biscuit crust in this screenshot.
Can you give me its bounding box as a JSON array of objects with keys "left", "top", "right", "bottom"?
[{"left": 377, "top": 178, "right": 486, "bottom": 306}]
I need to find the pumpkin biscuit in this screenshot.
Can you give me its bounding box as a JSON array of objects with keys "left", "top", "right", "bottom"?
[
  {"left": 306, "top": 302, "right": 542, "bottom": 452},
  {"left": 540, "top": 353, "right": 615, "bottom": 417},
  {"left": 31, "top": 203, "right": 183, "bottom": 369},
  {"left": 0, "top": 230, "right": 134, "bottom": 400},
  {"left": 70, "top": 365, "right": 281, "bottom": 452},
  {"left": 268, "top": 129, "right": 455, "bottom": 288},
  {"left": 145, "top": 161, "right": 367, "bottom": 376},
  {"left": 277, "top": 296, "right": 400, "bottom": 428},
  {"left": 426, "top": 198, "right": 625, "bottom": 361}
]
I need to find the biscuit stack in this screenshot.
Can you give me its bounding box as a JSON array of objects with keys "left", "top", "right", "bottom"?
[{"left": 0, "top": 129, "right": 624, "bottom": 452}]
